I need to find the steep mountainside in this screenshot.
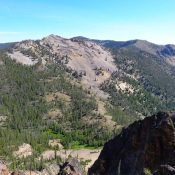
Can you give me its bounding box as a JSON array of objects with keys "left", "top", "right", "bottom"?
[
  {"left": 72, "top": 37, "right": 175, "bottom": 116},
  {"left": 7, "top": 35, "right": 116, "bottom": 98},
  {"left": 106, "top": 44, "right": 175, "bottom": 116},
  {"left": 6, "top": 35, "right": 175, "bottom": 118},
  {"left": 89, "top": 112, "right": 175, "bottom": 175}
]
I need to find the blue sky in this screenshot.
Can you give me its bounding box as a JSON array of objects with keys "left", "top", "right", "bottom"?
[{"left": 1, "top": 0, "right": 175, "bottom": 44}]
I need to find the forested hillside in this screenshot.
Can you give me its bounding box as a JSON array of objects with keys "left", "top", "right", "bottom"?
[
  {"left": 0, "top": 52, "right": 117, "bottom": 170},
  {"left": 101, "top": 45, "right": 175, "bottom": 117}
]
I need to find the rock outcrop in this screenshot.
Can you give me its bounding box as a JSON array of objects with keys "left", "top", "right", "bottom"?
[
  {"left": 0, "top": 161, "right": 9, "bottom": 175},
  {"left": 58, "top": 158, "right": 84, "bottom": 175},
  {"left": 8, "top": 35, "right": 117, "bottom": 99},
  {"left": 13, "top": 143, "right": 33, "bottom": 158},
  {"left": 0, "top": 158, "right": 83, "bottom": 175},
  {"left": 40, "top": 163, "right": 60, "bottom": 175},
  {"left": 88, "top": 112, "right": 175, "bottom": 175}
]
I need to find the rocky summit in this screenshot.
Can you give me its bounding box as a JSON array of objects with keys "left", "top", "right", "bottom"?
[{"left": 88, "top": 112, "right": 175, "bottom": 175}]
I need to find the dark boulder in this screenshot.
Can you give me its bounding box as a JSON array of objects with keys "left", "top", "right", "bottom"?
[{"left": 88, "top": 112, "right": 175, "bottom": 175}]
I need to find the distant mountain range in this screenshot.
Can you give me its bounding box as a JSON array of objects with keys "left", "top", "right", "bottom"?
[
  {"left": 0, "top": 42, "right": 16, "bottom": 49},
  {"left": 72, "top": 36, "right": 175, "bottom": 63}
]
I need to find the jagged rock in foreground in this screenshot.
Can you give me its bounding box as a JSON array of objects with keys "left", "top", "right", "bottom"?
[
  {"left": 58, "top": 158, "right": 84, "bottom": 175},
  {"left": 153, "top": 165, "right": 175, "bottom": 175},
  {"left": 88, "top": 112, "right": 175, "bottom": 175},
  {"left": 0, "top": 158, "right": 83, "bottom": 175},
  {"left": 40, "top": 163, "right": 60, "bottom": 175}
]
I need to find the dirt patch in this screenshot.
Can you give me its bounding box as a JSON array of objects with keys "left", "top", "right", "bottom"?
[
  {"left": 41, "top": 149, "right": 101, "bottom": 170},
  {"left": 13, "top": 143, "right": 33, "bottom": 158},
  {"left": 96, "top": 100, "right": 118, "bottom": 129},
  {"left": 47, "top": 108, "right": 63, "bottom": 119},
  {"left": 45, "top": 92, "right": 71, "bottom": 104},
  {"left": 96, "top": 101, "right": 107, "bottom": 115},
  {"left": 23, "top": 171, "right": 40, "bottom": 175},
  {"left": 49, "top": 139, "right": 64, "bottom": 149},
  {"left": 116, "top": 81, "right": 134, "bottom": 94},
  {"left": 8, "top": 51, "right": 38, "bottom": 65},
  {"left": 103, "top": 115, "right": 122, "bottom": 130}
]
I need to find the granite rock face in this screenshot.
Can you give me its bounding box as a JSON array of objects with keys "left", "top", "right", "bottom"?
[{"left": 88, "top": 112, "right": 175, "bottom": 175}]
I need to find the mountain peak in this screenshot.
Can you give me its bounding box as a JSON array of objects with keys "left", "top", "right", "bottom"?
[
  {"left": 44, "top": 34, "right": 65, "bottom": 41},
  {"left": 71, "top": 36, "right": 90, "bottom": 41}
]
